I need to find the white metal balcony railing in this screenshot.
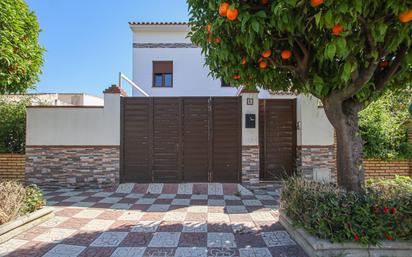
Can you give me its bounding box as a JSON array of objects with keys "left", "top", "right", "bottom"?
[
  {"left": 118, "top": 72, "right": 150, "bottom": 97},
  {"left": 236, "top": 85, "right": 244, "bottom": 96}
]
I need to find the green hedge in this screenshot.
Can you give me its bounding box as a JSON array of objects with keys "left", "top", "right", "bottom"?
[
  {"left": 0, "top": 97, "right": 28, "bottom": 153},
  {"left": 281, "top": 176, "right": 412, "bottom": 245},
  {"left": 359, "top": 89, "right": 412, "bottom": 160}
]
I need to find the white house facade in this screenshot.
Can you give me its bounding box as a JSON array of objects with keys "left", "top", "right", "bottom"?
[
  {"left": 23, "top": 21, "right": 337, "bottom": 189},
  {"left": 129, "top": 22, "right": 336, "bottom": 185},
  {"left": 130, "top": 22, "right": 237, "bottom": 97}
]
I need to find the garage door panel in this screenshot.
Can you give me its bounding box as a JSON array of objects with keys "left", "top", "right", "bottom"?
[
  {"left": 212, "top": 97, "right": 241, "bottom": 183},
  {"left": 121, "top": 98, "right": 152, "bottom": 182},
  {"left": 121, "top": 97, "right": 241, "bottom": 183},
  {"left": 182, "top": 97, "right": 209, "bottom": 182}
]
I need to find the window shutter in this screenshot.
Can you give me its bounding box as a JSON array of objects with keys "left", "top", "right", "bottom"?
[{"left": 153, "top": 61, "right": 173, "bottom": 73}]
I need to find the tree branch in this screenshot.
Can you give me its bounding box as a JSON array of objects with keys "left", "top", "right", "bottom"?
[
  {"left": 328, "top": 17, "right": 380, "bottom": 102},
  {"left": 291, "top": 38, "right": 310, "bottom": 82},
  {"left": 330, "top": 60, "right": 379, "bottom": 101},
  {"left": 304, "top": 16, "right": 315, "bottom": 32},
  {"left": 373, "top": 44, "right": 408, "bottom": 92},
  {"left": 379, "top": 26, "right": 397, "bottom": 58},
  {"left": 358, "top": 16, "right": 376, "bottom": 53},
  {"left": 295, "top": 38, "right": 309, "bottom": 57},
  {"left": 267, "top": 56, "right": 297, "bottom": 72},
  {"left": 270, "top": 36, "right": 289, "bottom": 42}
]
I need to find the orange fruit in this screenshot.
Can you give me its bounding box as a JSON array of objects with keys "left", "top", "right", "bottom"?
[
  {"left": 260, "top": 0, "right": 269, "bottom": 4},
  {"left": 233, "top": 74, "right": 241, "bottom": 79},
  {"left": 227, "top": 8, "right": 239, "bottom": 21},
  {"left": 215, "top": 37, "right": 221, "bottom": 43},
  {"left": 241, "top": 57, "right": 247, "bottom": 65},
  {"left": 259, "top": 61, "right": 267, "bottom": 69},
  {"left": 219, "top": 3, "right": 230, "bottom": 17},
  {"left": 379, "top": 60, "right": 389, "bottom": 69},
  {"left": 281, "top": 50, "right": 292, "bottom": 60},
  {"left": 310, "top": 0, "right": 324, "bottom": 7},
  {"left": 399, "top": 9, "right": 412, "bottom": 23},
  {"left": 332, "top": 24, "right": 343, "bottom": 36},
  {"left": 262, "top": 50, "right": 271, "bottom": 58}
]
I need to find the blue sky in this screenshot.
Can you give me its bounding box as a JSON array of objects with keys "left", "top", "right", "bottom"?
[{"left": 26, "top": 0, "right": 189, "bottom": 96}]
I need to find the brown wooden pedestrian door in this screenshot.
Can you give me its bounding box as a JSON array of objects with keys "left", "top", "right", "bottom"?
[
  {"left": 259, "top": 99, "right": 297, "bottom": 180},
  {"left": 121, "top": 97, "right": 241, "bottom": 183}
]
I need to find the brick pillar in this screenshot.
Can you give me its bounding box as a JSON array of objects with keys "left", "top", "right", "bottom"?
[{"left": 240, "top": 90, "right": 260, "bottom": 187}]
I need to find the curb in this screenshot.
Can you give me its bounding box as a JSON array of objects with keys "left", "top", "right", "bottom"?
[
  {"left": 0, "top": 207, "right": 54, "bottom": 244},
  {"left": 279, "top": 211, "right": 412, "bottom": 257}
]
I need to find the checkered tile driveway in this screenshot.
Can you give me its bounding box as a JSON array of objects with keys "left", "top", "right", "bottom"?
[{"left": 0, "top": 183, "right": 307, "bottom": 257}]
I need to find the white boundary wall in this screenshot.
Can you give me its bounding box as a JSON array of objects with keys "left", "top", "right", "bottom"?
[
  {"left": 26, "top": 93, "right": 120, "bottom": 146},
  {"left": 297, "top": 95, "right": 334, "bottom": 146}
]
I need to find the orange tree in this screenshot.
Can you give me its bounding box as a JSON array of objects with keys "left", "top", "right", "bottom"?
[
  {"left": 0, "top": 0, "right": 44, "bottom": 94},
  {"left": 188, "top": 0, "right": 412, "bottom": 192}
]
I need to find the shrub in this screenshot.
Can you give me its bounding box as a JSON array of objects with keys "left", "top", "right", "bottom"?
[
  {"left": 359, "top": 88, "right": 412, "bottom": 160},
  {"left": 0, "top": 97, "right": 29, "bottom": 153},
  {"left": 0, "top": 181, "right": 45, "bottom": 225},
  {"left": 281, "top": 176, "right": 412, "bottom": 245},
  {"left": 0, "top": 180, "right": 26, "bottom": 224},
  {"left": 21, "top": 184, "right": 45, "bottom": 214}
]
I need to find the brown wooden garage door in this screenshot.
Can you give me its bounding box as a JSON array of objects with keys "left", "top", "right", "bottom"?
[
  {"left": 259, "top": 99, "right": 297, "bottom": 180},
  {"left": 120, "top": 97, "right": 241, "bottom": 183}
]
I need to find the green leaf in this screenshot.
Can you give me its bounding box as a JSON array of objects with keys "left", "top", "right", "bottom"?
[
  {"left": 263, "top": 40, "right": 271, "bottom": 51},
  {"left": 337, "top": 3, "right": 349, "bottom": 13},
  {"left": 251, "top": 20, "right": 260, "bottom": 33},
  {"left": 208, "top": 1, "right": 215, "bottom": 11},
  {"left": 314, "top": 12, "right": 322, "bottom": 27},
  {"left": 241, "top": 13, "right": 250, "bottom": 31},
  {"left": 286, "top": 0, "right": 299, "bottom": 7},
  {"left": 324, "top": 10, "right": 333, "bottom": 27},
  {"left": 336, "top": 37, "right": 347, "bottom": 57},
  {"left": 375, "top": 23, "right": 388, "bottom": 43},
  {"left": 354, "top": 1, "right": 362, "bottom": 13},
  {"left": 325, "top": 43, "right": 337, "bottom": 60},
  {"left": 255, "top": 10, "right": 266, "bottom": 18},
  {"left": 370, "top": 50, "right": 379, "bottom": 60},
  {"left": 313, "top": 75, "right": 324, "bottom": 96},
  {"left": 341, "top": 62, "right": 352, "bottom": 82}
]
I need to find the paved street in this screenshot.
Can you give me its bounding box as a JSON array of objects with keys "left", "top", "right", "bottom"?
[{"left": 0, "top": 183, "right": 307, "bottom": 257}]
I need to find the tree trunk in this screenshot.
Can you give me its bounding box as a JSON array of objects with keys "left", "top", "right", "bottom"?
[{"left": 323, "top": 98, "right": 365, "bottom": 193}]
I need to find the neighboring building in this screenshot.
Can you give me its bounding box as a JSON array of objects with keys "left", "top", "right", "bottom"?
[{"left": 2, "top": 93, "right": 103, "bottom": 106}]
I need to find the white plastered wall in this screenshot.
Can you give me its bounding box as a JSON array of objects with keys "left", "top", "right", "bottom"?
[
  {"left": 132, "top": 47, "right": 238, "bottom": 97},
  {"left": 82, "top": 94, "right": 104, "bottom": 106},
  {"left": 297, "top": 94, "right": 334, "bottom": 146},
  {"left": 131, "top": 25, "right": 237, "bottom": 97},
  {"left": 26, "top": 93, "right": 120, "bottom": 146},
  {"left": 132, "top": 25, "right": 190, "bottom": 44}
]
